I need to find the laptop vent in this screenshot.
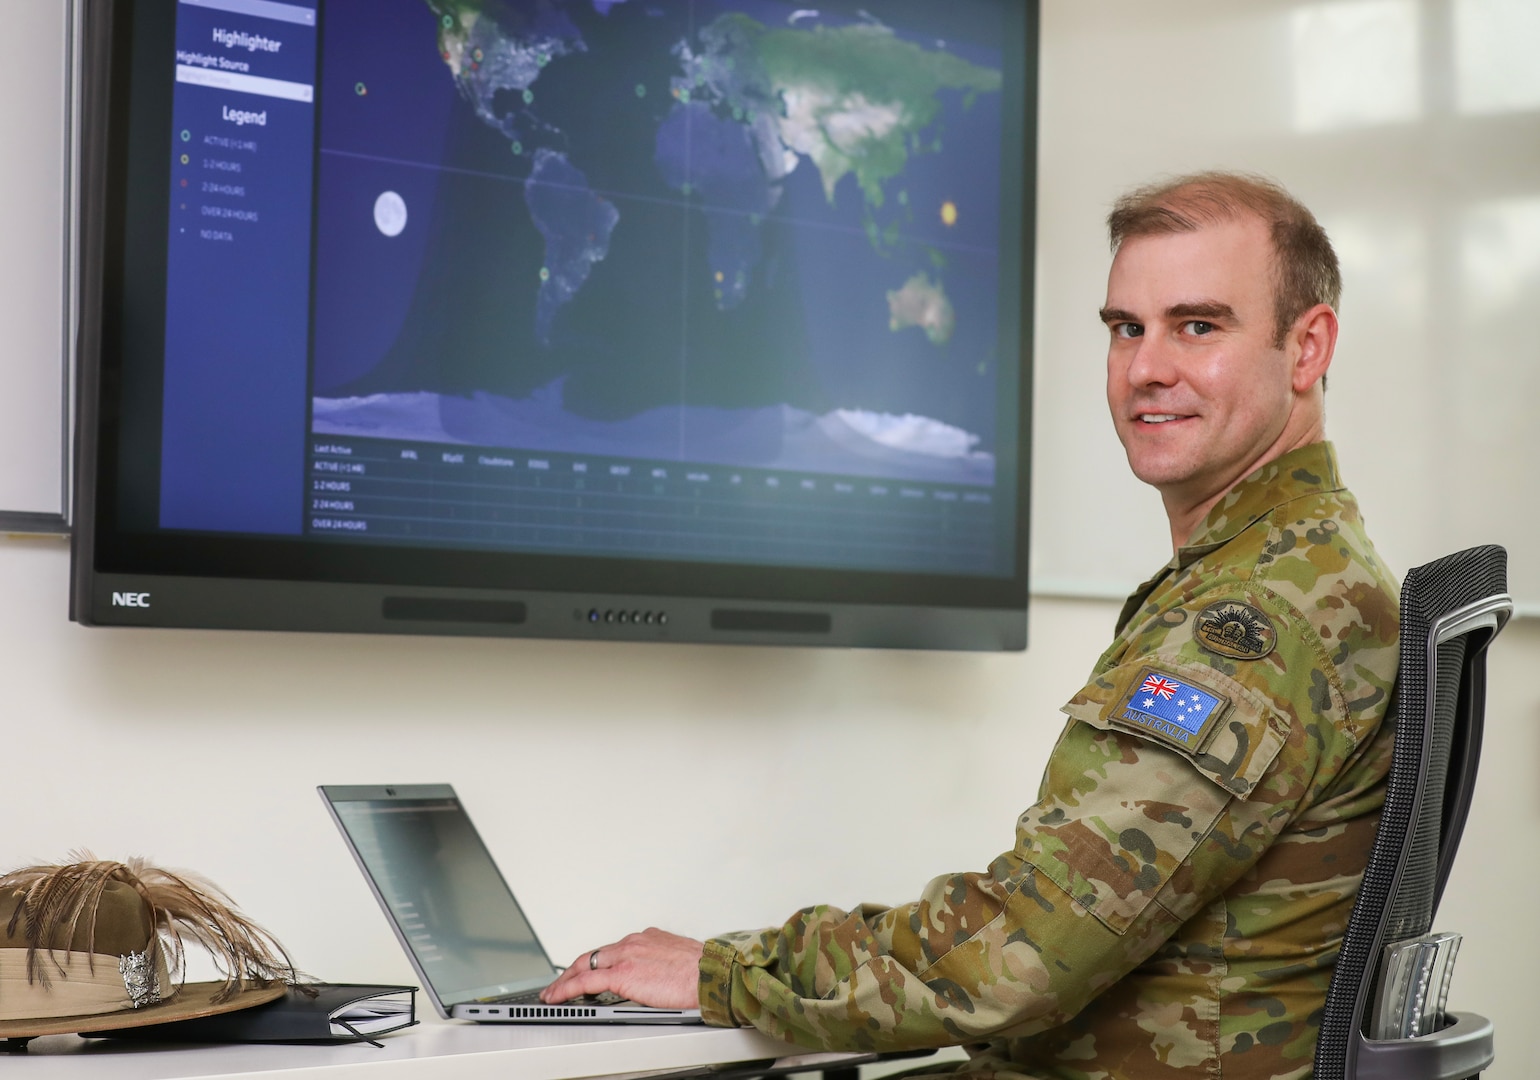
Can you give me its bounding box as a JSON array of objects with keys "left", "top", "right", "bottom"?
[{"left": 510, "top": 1007, "right": 597, "bottom": 1018}]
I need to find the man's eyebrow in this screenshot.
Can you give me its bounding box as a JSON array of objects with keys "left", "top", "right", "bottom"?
[
  {"left": 1166, "top": 300, "right": 1236, "bottom": 322},
  {"left": 1098, "top": 306, "right": 1138, "bottom": 324}
]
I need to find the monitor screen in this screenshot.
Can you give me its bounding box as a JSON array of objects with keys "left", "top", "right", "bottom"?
[{"left": 72, "top": 0, "right": 1037, "bottom": 649}]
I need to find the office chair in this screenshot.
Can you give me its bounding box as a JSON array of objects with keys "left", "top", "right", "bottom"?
[{"left": 1313, "top": 545, "right": 1509, "bottom": 1080}]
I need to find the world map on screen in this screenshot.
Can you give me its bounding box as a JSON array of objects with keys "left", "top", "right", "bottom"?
[{"left": 311, "top": 0, "right": 1008, "bottom": 486}]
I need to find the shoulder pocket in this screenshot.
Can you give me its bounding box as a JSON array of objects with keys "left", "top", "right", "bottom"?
[
  {"left": 1021, "top": 662, "right": 1291, "bottom": 937},
  {"left": 1061, "top": 659, "right": 1290, "bottom": 799}
]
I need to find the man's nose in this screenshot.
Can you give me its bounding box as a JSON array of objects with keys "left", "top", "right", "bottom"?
[{"left": 1125, "top": 332, "right": 1178, "bottom": 388}]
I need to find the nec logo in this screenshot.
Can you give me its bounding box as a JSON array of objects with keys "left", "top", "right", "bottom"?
[{"left": 111, "top": 592, "right": 151, "bottom": 609}]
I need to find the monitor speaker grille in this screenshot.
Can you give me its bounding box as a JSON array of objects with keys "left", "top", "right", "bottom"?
[
  {"left": 710, "top": 609, "right": 831, "bottom": 634},
  {"left": 382, "top": 597, "right": 527, "bottom": 625}
]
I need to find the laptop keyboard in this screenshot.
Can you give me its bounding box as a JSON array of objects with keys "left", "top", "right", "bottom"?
[{"left": 486, "top": 988, "right": 626, "bottom": 1006}]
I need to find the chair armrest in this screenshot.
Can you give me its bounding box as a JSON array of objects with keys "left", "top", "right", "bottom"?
[{"left": 1355, "top": 1011, "right": 1494, "bottom": 1080}]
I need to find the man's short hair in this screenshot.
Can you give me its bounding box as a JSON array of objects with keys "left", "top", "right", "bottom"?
[{"left": 1107, "top": 172, "right": 1341, "bottom": 349}]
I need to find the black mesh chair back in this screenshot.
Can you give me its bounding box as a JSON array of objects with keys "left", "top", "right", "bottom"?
[{"left": 1314, "top": 545, "right": 1509, "bottom": 1080}]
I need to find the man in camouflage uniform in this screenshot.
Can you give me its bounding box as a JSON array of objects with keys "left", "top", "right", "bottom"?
[{"left": 544, "top": 173, "right": 1400, "bottom": 1079}]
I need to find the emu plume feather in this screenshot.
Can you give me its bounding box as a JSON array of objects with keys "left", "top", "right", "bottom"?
[{"left": 1, "top": 852, "right": 302, "bottom": 1004}]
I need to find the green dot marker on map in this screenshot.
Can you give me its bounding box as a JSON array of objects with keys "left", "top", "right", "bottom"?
[
  {"left": 635, "top": 84, "right": 646, "bottom": 98},
  {"left": 512, "top": 141, "right": 523, "bottom": 155},
  {"left": 678, "top": 88, "right": 690, "bottom": 104},
  {"left": 539, "top": 267, "right": 551, "bottom": 282},
  {"left": 441, "top": 15, "right": 452, "bottom": 27},
  {"left": 523, "top": 89, "right": 535, "bottom": 104},
  {"left": 355, "top": 82, "right": 367, "bottom": 96}
]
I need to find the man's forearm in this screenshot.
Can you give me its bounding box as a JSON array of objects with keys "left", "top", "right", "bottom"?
[{"left": 695, "top": 865, "right": 1181, "bottom": 1052}]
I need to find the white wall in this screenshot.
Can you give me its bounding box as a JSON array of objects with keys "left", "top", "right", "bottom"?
[
  {"left": 0, "top": 534, "right": 1100, "bottom": 988},
  {"left": 2, "top": 0, "right": 1538, "bottom": 1076},
  {"left": 1033, "top": 0, "right": 1540, "bottom": 608}
]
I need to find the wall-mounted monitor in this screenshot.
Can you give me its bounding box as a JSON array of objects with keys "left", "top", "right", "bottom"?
[{"left": 71, "top": 0, "right": 1037, "bottom": 650}]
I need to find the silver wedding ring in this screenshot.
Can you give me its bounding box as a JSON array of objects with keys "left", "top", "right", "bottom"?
[{"left": 588, "top": 948, "right": 601, "bottom": 971}]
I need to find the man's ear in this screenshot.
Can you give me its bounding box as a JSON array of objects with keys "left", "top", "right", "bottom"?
[{"left": 1290, "top": 303, "right": 1338, "bottom": 393}]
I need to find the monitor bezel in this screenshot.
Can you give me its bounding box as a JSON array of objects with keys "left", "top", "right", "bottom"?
[{"left": 70, "top": 0, "right": 1039, "bottom": 651}]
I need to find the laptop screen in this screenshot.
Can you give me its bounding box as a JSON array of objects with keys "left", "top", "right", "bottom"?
[{"left": 325, "top": 787, "right": 557, "bottom": 1003}]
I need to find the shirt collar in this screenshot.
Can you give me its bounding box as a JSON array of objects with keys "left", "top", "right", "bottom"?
[
  {"left": 1113, "top": 442, "right": 1344, "bottom": 634},
  {"left": 1177, "top": 441, "right": 1343, "bottom": 561}
]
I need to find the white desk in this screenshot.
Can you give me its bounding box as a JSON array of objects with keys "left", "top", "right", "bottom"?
[{"left": 10, "top": 1016, "right": 862, "bottom": 1079}]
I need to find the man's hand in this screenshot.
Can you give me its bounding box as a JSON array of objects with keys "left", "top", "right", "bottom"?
[{"left": 541, "top": 927, "right": 705, "bottom": 1009}]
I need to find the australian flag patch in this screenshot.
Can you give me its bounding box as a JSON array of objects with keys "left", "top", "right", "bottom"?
[{"left": 1115, "top": 668, "right": 1230, "bottom": 752}]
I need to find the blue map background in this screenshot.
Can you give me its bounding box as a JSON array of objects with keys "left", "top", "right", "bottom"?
[{"left": 310, "top": 0, "right": 1008, "bottom": 485}]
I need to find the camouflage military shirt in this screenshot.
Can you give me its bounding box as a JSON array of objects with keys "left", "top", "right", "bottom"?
[{"left": 698, "top": 441, "right": 1400, "bottom": 1079}]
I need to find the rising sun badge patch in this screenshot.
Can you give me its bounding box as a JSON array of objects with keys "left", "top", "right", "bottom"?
[
  {"left": 1114, "top": 668, "right": 1231, "bottom": 754},
  {"left": 1195, "top": 601, "right": 1277, "bottom": 660}
]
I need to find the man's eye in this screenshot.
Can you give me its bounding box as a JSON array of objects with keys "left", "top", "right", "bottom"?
[
  {"left": 1114, "top": 322, "right": 1143, "bottom": 339},
  {"left": 1184, "top": 320, "right": 1215, "bottom": 336}
]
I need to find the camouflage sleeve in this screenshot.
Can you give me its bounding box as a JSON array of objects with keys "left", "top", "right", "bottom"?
[{"left": 697, "top": 588, "right": 1348, "bottom": 1054}]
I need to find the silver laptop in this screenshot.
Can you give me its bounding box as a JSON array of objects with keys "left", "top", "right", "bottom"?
[{"left": 319, "top": 784, "right": 700, "bottom": 1023}]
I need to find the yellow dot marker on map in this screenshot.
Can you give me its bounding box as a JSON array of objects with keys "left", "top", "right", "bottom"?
[{"left": 940, "top": 201, "right": 959, "bottom": 227}]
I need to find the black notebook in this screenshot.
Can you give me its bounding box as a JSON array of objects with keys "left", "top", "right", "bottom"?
[{"left": 94, "top": 983, "right": 418, "bottom": 1044}]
